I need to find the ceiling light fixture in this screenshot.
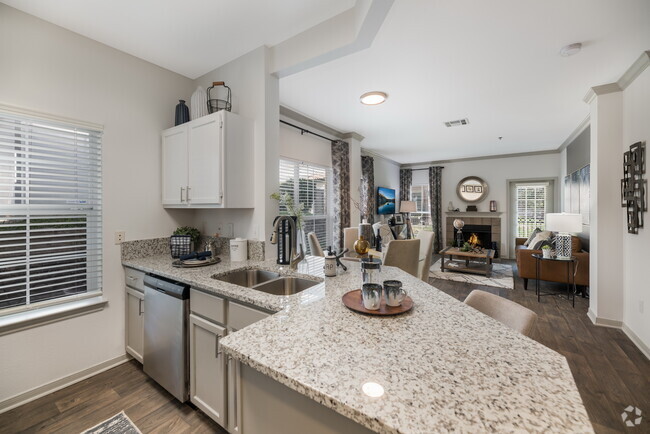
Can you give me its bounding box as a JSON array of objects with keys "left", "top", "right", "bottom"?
[
  {"left": 360, "top": 91, "right": 387, "bottom": 105},
  {"left": 362, "top": 382, "right": 385, "bottom": 398},
  {"left": 559, "top": 43, "right": 582, "bottom": 57}
]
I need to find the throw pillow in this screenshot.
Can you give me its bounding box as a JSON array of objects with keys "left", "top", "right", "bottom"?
[
  {"left": 528, "top": 231, "right": 553, "bottom": 250},
  {"left": 523, "top": 228, "right": 541, "bottom": 246}
]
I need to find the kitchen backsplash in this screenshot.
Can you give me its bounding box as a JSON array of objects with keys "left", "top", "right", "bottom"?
[{"left": 121, "top": 236, "right": 265, "bottom": 261}]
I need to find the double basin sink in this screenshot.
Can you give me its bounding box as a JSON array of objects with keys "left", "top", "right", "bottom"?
[{"left": 212, "top": 269, "right": 321, "bottom": 295}]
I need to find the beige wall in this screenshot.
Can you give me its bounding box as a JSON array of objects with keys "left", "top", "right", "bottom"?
[{"left": 0, "top": 4, "right": 194, "bottom": 403}]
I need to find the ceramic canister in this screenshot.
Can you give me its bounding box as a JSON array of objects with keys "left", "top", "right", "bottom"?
[{"left": 229, "top": 238, "right": 248, "bottom": 261}]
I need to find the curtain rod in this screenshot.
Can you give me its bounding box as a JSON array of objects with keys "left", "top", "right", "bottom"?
[
  {"left": 409, "top": 167, "right": 444, "bottom": 170},
  {"left": 280, "top": 120, "right": 336, "bottom": 143}
]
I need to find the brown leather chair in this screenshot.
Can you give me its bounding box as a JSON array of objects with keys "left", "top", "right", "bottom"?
[{"left": 515, "top": 236, "right": 589, "bottom": 290}]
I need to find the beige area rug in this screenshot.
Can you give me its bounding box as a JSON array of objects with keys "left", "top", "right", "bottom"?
[
  {"left": 81, "top": 411, "right": 141, "bottom": 434},
  {"left": 429, "top": 259, "right": 514, "bottom": 289}
]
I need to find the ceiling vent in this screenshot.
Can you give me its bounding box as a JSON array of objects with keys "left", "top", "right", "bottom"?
[{"left": 444, "top": 118, "right": 469, "bottom": 128}]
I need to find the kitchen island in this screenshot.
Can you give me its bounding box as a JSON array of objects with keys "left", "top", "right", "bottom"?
[{"left": 122, "top": 254, "right": 592, "bottom": 433}]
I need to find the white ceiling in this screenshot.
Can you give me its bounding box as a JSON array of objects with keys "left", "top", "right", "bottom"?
[
  {"left": 1, "top": 0, "right": 355, "bottom": 79},
  {"left": 280, "top": 0, "right": 650, "bottom": 163}
]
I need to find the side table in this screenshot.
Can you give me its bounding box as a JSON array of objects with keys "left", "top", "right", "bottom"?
[{"left": 531, "top": 254, "right": 578, "bottom": 308}]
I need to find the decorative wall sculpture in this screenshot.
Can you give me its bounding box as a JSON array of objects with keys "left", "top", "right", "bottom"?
[{"left": 621, "top": 141, "right": 646, "bottom": 234}]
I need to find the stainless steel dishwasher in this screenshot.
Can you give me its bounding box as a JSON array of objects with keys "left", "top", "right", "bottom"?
[{"left": 143, "top": 273, "right": 190, "bottom": 402}]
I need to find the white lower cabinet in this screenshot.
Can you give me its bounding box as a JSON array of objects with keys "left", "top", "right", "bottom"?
[
  {"left": 125, "top": 287, "right": 144, "bottom": 363},
  {"left": 226, "top": 344, "right": 242, "bottom": 434},
  {"left": 190, "top": 314, "right": 227, "bottom": 427}
]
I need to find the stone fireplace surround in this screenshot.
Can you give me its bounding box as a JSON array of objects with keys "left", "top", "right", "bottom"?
[{"left": 445, "top": 212, "right": 502, "bottom": 251}]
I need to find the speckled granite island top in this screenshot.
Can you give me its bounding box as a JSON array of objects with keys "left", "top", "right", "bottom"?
[{"left": 123, "top": 255, "right": 593, "bottom": 433}]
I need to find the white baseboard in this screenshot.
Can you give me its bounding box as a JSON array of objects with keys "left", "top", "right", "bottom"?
[
  {"left": 0, "top": 354, "right": 130, "bottom": 414},
  {"left": 622, "top": 324, "right": 650, "bottom": 360},
  {"left": 587, "top": 309, "right": 649, "bottom": 360}
]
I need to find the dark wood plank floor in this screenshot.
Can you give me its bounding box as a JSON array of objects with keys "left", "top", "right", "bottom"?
[
  {"left": 429, "top": 258, "right": 650, "bottom": 434},
  {"left": 1, "top": 260, "right": 647, "bottom": 433},
  {"left": 0, "top": 360, "right": 226, "bottom": 434}
]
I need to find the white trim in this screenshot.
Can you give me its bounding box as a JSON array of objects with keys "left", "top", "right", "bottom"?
[
  {"left": 0, "top": 295, "right": 107, "bottom": 336},
  {"left": 0, "top": 354, "right": 129, "bottom": 414},
  {"left": 586, "top": 308, "right": 623, "bottom": 328},
  {"left": 0, "top": 102, "right": 103, "bottom": 131},
  {"left": 558, "top": 116, "right": 590, "bottom": 152},
  {"left": 617, "top": 50, "right": 650, "bottom": 90},
  {"left": 622, "top": 324, "right": 650, "bottom": 360}
]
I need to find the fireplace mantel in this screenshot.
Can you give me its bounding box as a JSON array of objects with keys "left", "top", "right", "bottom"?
[{"left": 445, "top": 212, "right": 503, "bottom": 217}]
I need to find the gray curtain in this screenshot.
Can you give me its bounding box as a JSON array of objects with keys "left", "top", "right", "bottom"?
[
  {"left": 332, "top": 140, "right": 351, "bottom": 251},
  {"left": 428, "top": 166, "right": 443, "bottom": 251},
  {"left": 399, "top": 168, "right": 412, "bottom": 203},
  {"left": 360, "top": 156, "right": 375, "bottom": 223}
]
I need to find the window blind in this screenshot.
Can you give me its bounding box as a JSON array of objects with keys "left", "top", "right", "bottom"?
[
  {"left": 0, "top": 109, "right": 102, "bottom": 312},
  {"left": 515, "top": 184, "right": 547, "bottom": 237},
  {"left": 410, "top": 185, "right": 432, "bottom": 231},
  {"left": 279, "top": 159, "right": 330, "bottom": 254}
]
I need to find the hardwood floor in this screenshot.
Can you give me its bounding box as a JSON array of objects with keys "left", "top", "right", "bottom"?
[
  {"left": 1, "top": 260, "right": 647, "bottom": 433},
  {"left": 0, "top": 360, "right": 226, "bottom": 434},
  {"left": 429, "top": 258, "right": 650, "bottom": 434}
]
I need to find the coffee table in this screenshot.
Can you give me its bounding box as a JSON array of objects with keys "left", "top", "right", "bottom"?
[{"left": 439, "top": 247, "right": 495, "bottom": 277}]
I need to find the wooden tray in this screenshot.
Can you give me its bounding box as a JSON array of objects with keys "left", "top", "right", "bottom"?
[
  {"left": 342, "top": 289, "right": 414, "bottom": 316},
  {"left": 172, "top": 257, "right": 221, "bottom": 268}
]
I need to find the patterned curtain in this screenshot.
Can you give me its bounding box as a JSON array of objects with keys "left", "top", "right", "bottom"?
[
  {"left": 331, "top": 140, "right": 351, "bottom": 251},
  {"left": 360, "top": 156, "right": 375, "bottom": 223},
  {"left": 428, "top": 166, "right": 443, "bottom": 251},
  {"left": 399, "top": 168, "right": 412, "bottom": 203}
]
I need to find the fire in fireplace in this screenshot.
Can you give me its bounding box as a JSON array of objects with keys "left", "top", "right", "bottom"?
[{"left": 454, "top": 224, "right": 492, "bottom": 247}]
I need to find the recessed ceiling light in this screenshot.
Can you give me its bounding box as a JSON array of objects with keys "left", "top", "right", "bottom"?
[
  {"left": 360, "top": 91, "right": 387, "bottom": 105},
  {"left": 362, "top": 382, "right": 385, "bottom": 398},
  {"left": 559, "top": 43, "right": 582, "bottom": 57}
]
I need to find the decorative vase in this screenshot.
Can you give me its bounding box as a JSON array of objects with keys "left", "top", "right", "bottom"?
[
  {"left": 175, "top": 100, "right": 190, "bottom": 126},
  {"left": 359, "top": 220, "right": 374, "bottom": 246},
  {"left": 354, "top": 236, "right": 370, "bottom": 255},
  {"left": 542, "top": 248, "right": 552, "bottom": 259},
  {"left": 490, "top": 200, "right": 497, "bottom": 212},
  {"left": 190, "top": 87, "right": 208, "bottom": 120}
]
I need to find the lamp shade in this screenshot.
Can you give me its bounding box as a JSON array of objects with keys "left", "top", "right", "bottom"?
[
  {"left": 399, "top": 200, "right": 416, "bottom": 213},
  {"left": 545, "top": 213, "right": 582, "bottom": 233}
]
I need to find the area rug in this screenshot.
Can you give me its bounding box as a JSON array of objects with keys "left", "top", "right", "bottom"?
[
  {"left": 429, "top": 259, "right": 514, "bottom": 289},
  {"left": 81, "top": 411, "right": 142, "bottom": 434}
]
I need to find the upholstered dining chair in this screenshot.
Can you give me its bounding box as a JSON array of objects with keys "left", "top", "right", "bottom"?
[
  {"left": 415, "top": 230, "right": 435, "bottom": 282},
  {"left": 342, "top": 227, "right": 359, "bottom": 259},
  {"left": 382, "top": 239, "right": 420, "bottom": 277},
  {"left": 307, "top": 232, "right": 324, "bottom": 257},
  {"left": 464, "top": 290, "right": 538, "bottom": 337}
]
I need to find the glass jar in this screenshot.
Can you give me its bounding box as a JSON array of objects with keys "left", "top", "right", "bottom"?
[{"left": 360, "top": 258, "right": 382, "bottom": 286}]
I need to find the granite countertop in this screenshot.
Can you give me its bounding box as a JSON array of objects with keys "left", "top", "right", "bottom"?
[{"left": 122, "top": 254, "right": 593, "bottom": 433}]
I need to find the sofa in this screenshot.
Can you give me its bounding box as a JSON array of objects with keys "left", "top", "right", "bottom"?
[{"left": 515, "top": 236, "right": 589, "bottom": 291}]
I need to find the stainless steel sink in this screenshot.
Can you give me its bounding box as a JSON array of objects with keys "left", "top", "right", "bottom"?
[
  {"left": 213, "top": 269, "right": 280, "bottom": 288},
  {"left": 251, "top": 277, "right": 320, "bottom": 296}
]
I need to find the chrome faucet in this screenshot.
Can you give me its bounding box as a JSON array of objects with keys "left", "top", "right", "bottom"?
[{"left": 271, "top": 216, "right": 305, "bottom": 270}]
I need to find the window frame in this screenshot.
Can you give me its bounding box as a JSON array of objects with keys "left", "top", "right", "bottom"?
[
  {"left": 409, "top": 184, "right": 432, "bottom": 234},
  {"left": 0, "top": 104, "right": 104, "bottom": 322}
]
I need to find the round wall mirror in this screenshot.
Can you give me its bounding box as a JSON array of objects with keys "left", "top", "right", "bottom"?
[{"left": 456, "top": 176, "right": 489, "bottom": 203}]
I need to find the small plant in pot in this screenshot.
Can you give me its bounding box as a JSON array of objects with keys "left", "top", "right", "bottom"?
[{"left": 542, "top": 244, "right": 552, "bottom": 259}]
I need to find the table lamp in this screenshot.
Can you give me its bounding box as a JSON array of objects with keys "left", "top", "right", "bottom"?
[
  {"left": 545, "top": 213, "right": 582, "bottom": 259},
  {"left": 399, "top": 200, "right": 417, "bottom": 239}
]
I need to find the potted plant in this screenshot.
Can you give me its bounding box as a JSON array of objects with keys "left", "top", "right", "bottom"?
[
  {"left": 542, "top": 244, "right": 552, "bottom": 259},
  {"left": 270, "top": 192, "right": 306, "bottom": 249}
]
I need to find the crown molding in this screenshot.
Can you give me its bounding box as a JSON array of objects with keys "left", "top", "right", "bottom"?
[
  {"left": 341, "top": 131, "right": 365, "bottom": 142},
  {"left": 401, "top": 148, "right": 559, "bottom": 168},
  {"left": 618, "top": 50, "right": 650, "bottom": 90},
  {"left": 360, "top": 148, "right": 401, "bottom": 167},
  {"left": 280, "top": 105, "right": 345, "bottom": 139},
  {"left": 583, "top": 83, "right": 622, "bottom": 104},
  {"left": 558, "top": 115, "right": 590, "bottom": 152}
]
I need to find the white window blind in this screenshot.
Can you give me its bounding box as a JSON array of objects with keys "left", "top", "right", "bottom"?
[
  {"left": 0, "top": 109, "right": 102, "bottom": 313},
  {"left": 279, "top": 159, "right": 330, "bottom": 254},
  {"left": 410, "top": 185, "right": 432, "bottom": 234},
  {"left": 515, "top": 184, "right": 548, "bottom": 237}
]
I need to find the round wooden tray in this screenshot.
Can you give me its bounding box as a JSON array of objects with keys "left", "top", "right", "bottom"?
[
  {"left": 342, "top": 289, "right": 414, "bottom": 316},
  {"left": 172, "top": 257, "right": 221, "bottom": 268}
]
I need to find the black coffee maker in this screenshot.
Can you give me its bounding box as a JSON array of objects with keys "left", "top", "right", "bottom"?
[{"left": 272, "top": 216, "right": 297, "bottom": 265}]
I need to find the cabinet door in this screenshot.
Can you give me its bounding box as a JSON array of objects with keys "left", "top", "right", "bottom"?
[
  {"left": 190, "top": 314, "right": 227, "bottom": 428},
  {"left": 187, "top": 114, "right": 222, "bottom": 205},
  {"left": 227, "top": 328, "right": 242, "bottom": 434},
  {"left": 125, "top": 288, "right": 144, "bottom": 363},
  {"left": 162, "top": 127, "right": 188, "bottom": 205}
]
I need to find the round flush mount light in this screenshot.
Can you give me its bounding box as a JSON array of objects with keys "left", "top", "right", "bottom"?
[
  {"left": 559, "top": 43, "right": 582, "bottom": 57},
  {"left": 360, "top": 91, "right": 387, "bottom": 105}
]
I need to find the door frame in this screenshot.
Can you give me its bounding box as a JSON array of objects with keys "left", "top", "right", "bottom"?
[{"left": 505, "top": 177, "right": 559, "bottom": 259}]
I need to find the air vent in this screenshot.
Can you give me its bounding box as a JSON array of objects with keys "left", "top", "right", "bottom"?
[{"left": 444, "top": 118, "right": 469, "bottom": 128}]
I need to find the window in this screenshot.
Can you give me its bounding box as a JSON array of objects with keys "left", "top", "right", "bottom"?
[
  {"left": 279, "top": 159, "right": 330, "bottom": 254},
  {"left": 0, "top": 108, "right": 102, "bottom": 313},
  {"left": 515, "top": 184, "right": 548, "bottom": 237},
  {"left": 410, "top": 184, "right": 431, "bottom": 235}
]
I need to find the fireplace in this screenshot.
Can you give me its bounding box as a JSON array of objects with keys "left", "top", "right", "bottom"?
[{"left": 454, "top": 224, "right": 492, "bottom": 248}]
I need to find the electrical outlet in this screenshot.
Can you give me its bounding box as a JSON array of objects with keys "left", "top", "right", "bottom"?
[{"left": 114, "top": 231, "right": 125, "bottom": 244}]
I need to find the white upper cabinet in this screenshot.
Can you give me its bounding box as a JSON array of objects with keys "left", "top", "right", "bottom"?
[{"left": 161, "top": 111, "right": 253, "bottom": 208}]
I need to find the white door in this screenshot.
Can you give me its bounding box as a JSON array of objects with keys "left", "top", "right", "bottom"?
[
  {"left": 125, "top": 288, "right": 144, "bottom": 363},
  {"left": 162, "top": 127, "right": 188, "bottom": 205},
  {"left": 188, "top": 114, "right": 222, "bottom": 205},
  {"left": 190, "top": 314, "right": 227, "bottom": 427}
]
